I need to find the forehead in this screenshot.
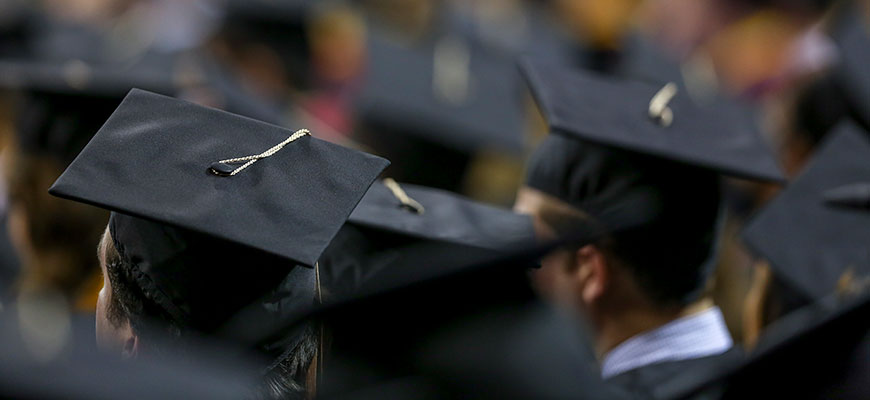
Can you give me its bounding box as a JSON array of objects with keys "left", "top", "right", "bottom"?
[{"left": 515, "top": 186, "right": 588, "bottom": 240}]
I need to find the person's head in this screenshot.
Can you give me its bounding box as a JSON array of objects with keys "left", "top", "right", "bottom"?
[
  {"left": 95, "top": 223, "right": 319, "bottom": 399},
  {"left": 6, "top": 90, "right": 118, "bottom": 307},
  {"left": 515, "top": 135, "right": 722, "bottom": 326}
]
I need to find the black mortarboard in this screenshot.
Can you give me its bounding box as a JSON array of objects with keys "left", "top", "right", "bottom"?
[
  {"left": 320, "top": 179, "right": 535, "bottom": 298},
  {"left": 742, "top": 122, "right": 870, "bottom": 301},
  {"left": 49, "top": 90, "right": 388, "bottom": 348},
  {"left": 0, "top": 58, "right": 179, "bottom": 165},
  {"left": 357, "top": 33, "right": 525, "bottom": 154},
  {"left": 519, "top": 60, "right": 784, "bottom": 303},
  {"left": 352, "top": 32, "right": 525, "bottom": 191},
  {"left": 0, "top": 17, "right": 186, "bottom": 166},
  {"left": 520, "top": 59, "right": 784, "bottom": 182},
  {"left": 216, "top": 0, "right": 314, "bottom": 89},
  {"left": 824, "top": 182, "right": 870, "bottom": 211},
  {"left": 0, "top": 1, "right": 36, "bottom": 59},
  {"left": 831, "top": 10, "right": 870, "bottom": 132}
]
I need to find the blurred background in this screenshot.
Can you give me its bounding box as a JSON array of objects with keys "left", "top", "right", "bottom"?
[{"left": 0, "top": 0, "right": 867, "bottom": 360}]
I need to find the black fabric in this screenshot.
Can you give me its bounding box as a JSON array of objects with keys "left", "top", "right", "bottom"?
[
  {"left": 742, "top": 122, "right": 870, "bottom": 301},
  {"left": 217, "top": 0, "right": 313, "bottom": 90},
  {"left": 320, "top": 180, "right": 534, "bottom": 299},
  {"left": 0, "top": 3, "right": 36, "bottom": 59},
  {"left": 355, "top": 31, "right": 526, "bottom": 154},
  {"left": 662, "top": 293, "right": 870, "bottom": 400},
  {"left": 14, "top": 90, "right": 125, "bottom": 165},
  {"left": 375, "top": 304, "right": 638, "bottom": 400},
  {"left": 520, "top": 59, "right": 784, "bottom": 182},
  {"left": 0, "top": 213, "right": 20, "bottom": 301},
  {"left": 312, "top": 244, "right": 616, "bottom": 398},
  {"left": 0, "top": 58, "right": 178, "bottom": 98},
  {"left": 348, "top": 180, "right": 534, "bottom": 250},
  {"left": 831, "top": 8, "right": 870, "bottom": 132},
  {"left": 108, "top": 212, "right": 313, "bottom": 336},
  {"left": 608, "top": 347, "right": 744, "bottom": 400},
  {"left": 824, "top": 181, "right": 870, "bottom": 211},
  {"left": 49, "top": 89, "right": 387, "bottom": 358},
  {"left": 354, "top": 121, "right": 472, "bottom": 192},
  {"left": 50, "top": 89, "right": 389, "bottom": 267}
]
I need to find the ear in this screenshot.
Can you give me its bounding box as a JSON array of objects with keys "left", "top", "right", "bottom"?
[
  {"left": 120, "top": 322, "right": 139, "bottom": 359},
  {"left": 573, "top": 245, "right": 609, "bottom": 306}
]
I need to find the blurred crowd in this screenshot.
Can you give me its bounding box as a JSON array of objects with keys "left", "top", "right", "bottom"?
[{"left": 0, "top": 0, "right": 868, "bottom": 399}]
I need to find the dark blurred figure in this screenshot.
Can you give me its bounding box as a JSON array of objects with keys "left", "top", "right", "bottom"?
[
  {"left": 742, "top": 123, "right": 870, "bottom": 347},
  {"left": 740, "top": 0, "right": 870, "bottom": 344},
  {"left": 49, "top": 90, "right": 388, "bottom": 399},
  {"left": 514, "top": 61, "right": 783, "bottom": 393},
  {"left": 318, "top": 178, "right": 534, "bottom": 301},
  {"left": 0, "top": 9, "right": 183, "bottom": 312},
  {"left": 311, "top": 237, "right": 639, "bottom": 399},
  {"left": 352, "top": 27, "right": 526, "bottom": 195},
  {"left": 4, "top": 91, "right": 113, "bottom": 311}
]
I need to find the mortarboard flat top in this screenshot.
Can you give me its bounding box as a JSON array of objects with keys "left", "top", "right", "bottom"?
[
  {"left": 833, "top": 12, "right": 870, "bottom": 131},
  {"left": 0, "top": 59, "right": 178, "bottom": 98},
  {"left": 356, "top": 32, "right": 526, "bottom": 153},
  {"left": 824, "top": 182, "right": 870, "bottom": 211},
  {"left": 520, "top": 59, "right": 784, "bottom": 182},
  {"left": 0, "top": 54, "right": 183, "bottom": 165},
  {"left": 742, "top": 122, "right": 870, "bottom": 301},
  {"left": 49, "top": 89, "right": 389, "bottom": 268},
  {"left": 348, "top": 180, "right": 535, "bottom": 251},
  {"left": 319, "top": 179, "right": 535, "bottom": 299}
]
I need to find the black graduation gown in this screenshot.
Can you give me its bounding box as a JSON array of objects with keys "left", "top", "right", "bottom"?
[{"left": 605, "top": 347, "right": 744, "bottom": 400}]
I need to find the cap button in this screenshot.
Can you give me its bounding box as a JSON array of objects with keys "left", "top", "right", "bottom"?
[{"left": 209, "top": 162, "right": 236, "bottom": 176}]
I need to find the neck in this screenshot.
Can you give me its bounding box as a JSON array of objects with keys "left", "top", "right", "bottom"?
[{"left": 594, "top": 297, "right": 713, "bottom": 359}]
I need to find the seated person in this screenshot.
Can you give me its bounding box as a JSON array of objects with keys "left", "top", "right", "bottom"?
[{"left": 49, "top": 89, "right": 389, "bottom": 399}]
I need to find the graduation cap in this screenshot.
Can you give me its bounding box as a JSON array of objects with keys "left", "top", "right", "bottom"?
[
  {"left": 353, "top": 31, "right": 525, "bottom": 190},
  {"left": 831, "top": 10, "right": 870, "bottom": 132},
  {"left": 49, "top": 89, "right": 388, "bottom": 352},
  {"left": 742, "top": 122, "right": 870, "bottom": 302},
  {"left": 520, "top": 59, "right": 784, "bottom": 183},
  {"left": 216, "top": 0, "right": 315, "bottom": 89},
  {"left": 0, "top": 17, "right": 186, "bottom": 165},
  {"left": 0, "top": 58, "right": 180, "bottom": 165},
  {"left": 319, "top": 179, "right": 535, "bottom": 298},
  {"left": 295, "top": 228, "right": 625, "bottom": 398},
  {"left": 358, "top": 33, "right": 525, "bottom": 154},
  {"left": 520, "top": 60, "right": 783, "bottom": 302},
  {"left": 824, "top": 182, "right": 870, "bottom": 211},
  {"left": 0, "top": 1, "right": 36, "bottom": 59}
]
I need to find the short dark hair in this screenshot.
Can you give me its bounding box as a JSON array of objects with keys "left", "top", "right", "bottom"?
[
  {"left": 528, "top": 137, "right": 721, "bottom": 307},
  {"left": 103, "top": 231, "right": 181, "bottom": 347},
  {"left": 102, "top": 231, "right": 317, "bottom": 398}
]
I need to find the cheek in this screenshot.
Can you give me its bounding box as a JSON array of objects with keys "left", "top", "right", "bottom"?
[
  {"left": 532, "top": 252, "right": 570, "bottom": 301},
  {"left": 534, "top": 252, "right": 580, "bottom": 308},
  {"left": 94, "top": 282, "right": 127, "bottom": 353},
  {"left": 94, "top": 285, "right": 111, "bottom": 345}
]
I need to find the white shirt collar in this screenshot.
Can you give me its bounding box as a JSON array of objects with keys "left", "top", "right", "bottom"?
[{"left": 600, "top": 306, "right": 733, "bottom": 379}]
